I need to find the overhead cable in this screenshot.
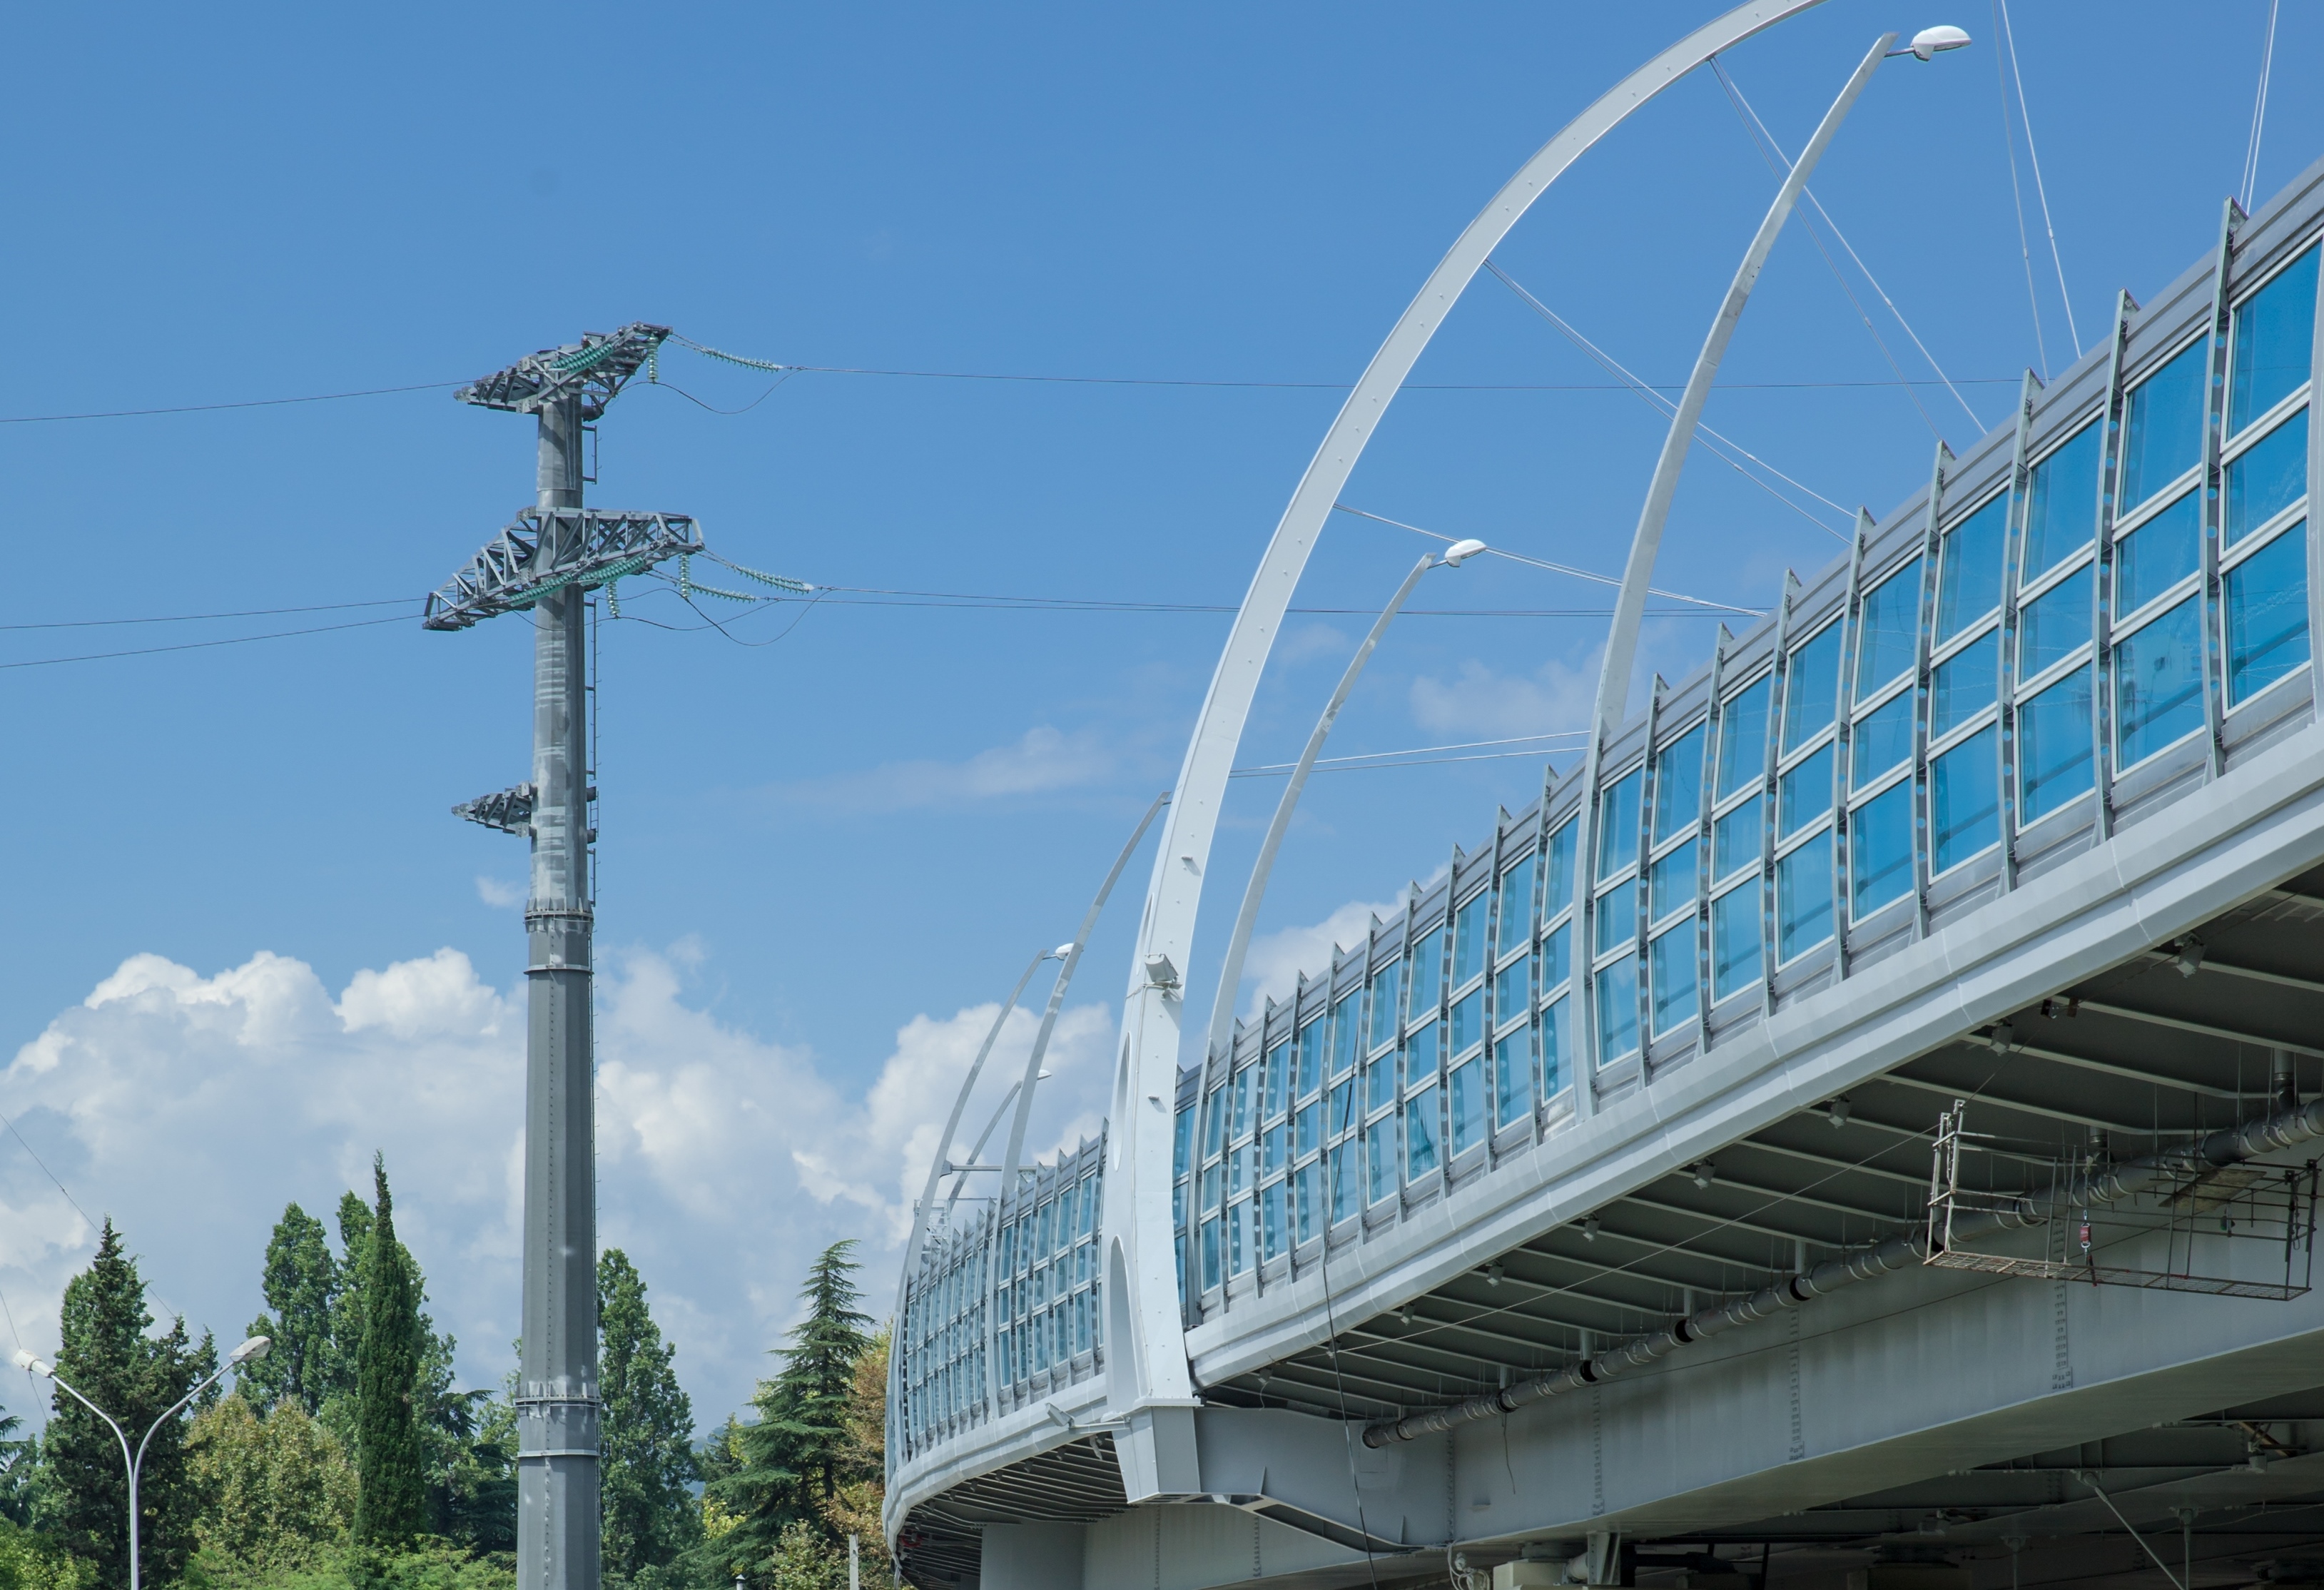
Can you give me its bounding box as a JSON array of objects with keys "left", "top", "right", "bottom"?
[
  {"left": 1990, "top": 0, "right": 2053, "bottom": 380},
  {"left": 1996, "top": 0, "right": 2081, "bottom": 356},
  {"left": 1333, "top": 503, "right": 1765, "bottom": 616},
  {"left": 1712, "top": 62, "right": 1986, "bottom": 433},
  {"left": 1481, "top": 261, "right": 1854, "bottom": 541},
  {"left": 2239, "top": 0, "right": 2283, "bottom": 212}
]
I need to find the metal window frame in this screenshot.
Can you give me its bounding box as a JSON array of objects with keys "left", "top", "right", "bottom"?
[
  {"left": 1706, "top": 874, "right": 1763, "bottom": 1007},
  {"left": 2226, "top": 234, "right": 2323, "bottom": 441},
  {"left": 2019, "top": 411, "right": 2104, "bottom": 587},
  {"left": 1925, "top": 721, "right": 2005, "bottom": 880},
  {"left": 1844, "top": 771, "right": 1917, "bottom": 921},
  {"left": 2218, "top": 518, "right": 2317, "bottom": 712},
  {"left": 1712, "top": 668, "right": 1776, "bottom": 807},
  {"left": 1848, "top": 684, "right": 1917, "bottom": 792},
  {"left": 2116, "top": 330, "right": 2213, "bottom": 520},
  {"left": 1779, "top": 614, "right": 1847, "bottom": 755},
  {"left": 1771, "top": 826, "right": 1838, "bottom": 968},
  {"left": 1648, "top": 716, "right": 1711, "bottom": 851},
  {"left": 1932, "top": 487, "right": 2011, "bottom": 647}
]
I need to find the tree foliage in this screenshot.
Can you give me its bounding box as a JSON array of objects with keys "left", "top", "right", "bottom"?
[
  {"left": 238, "top": 1205, "right": 340, "bottom": 1418},
  {"left": 352, "top": 1158, "right": 427, "bottom": 1548},
  {"left": 187, "top": 1394, "right": 356, "bottom": 1574},
  {"left": 40, "top": 1219, "right": 205, "bottom": 1588},
  {"left": 597, "top": 1251, "right": 698, "bottom": 1590}
]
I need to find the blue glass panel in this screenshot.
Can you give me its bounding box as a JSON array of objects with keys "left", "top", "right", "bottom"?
[
  {"left": 1650, "top": 839, "right": 1697, "bottom": 925},
  {"left": 1930, "top": 629, "right": 1999, "bottom": 740},
  {"left": 1649, "top": 923, "right": 1697, "bottom": 1035},
  {"left": 1856, "top": 557, "right": 1923, "bottom": 692},
  {"left": 1367, "top": 962, "right": 1400, "bottom": 1049},
  {"left": 1202, "top": 1086, "right": 1224, "bottom": 1158},
  {"left": 1174, "top": 1103, "right": 1194, "bottom": 1178},
  {"left": 1364, "top": 1053, "right": 1393, "bottom": 1114},
  {"left": 1328, "top": 1080, "right": 1354, "bottom": 1135},
  {"left": 1200, "top": 1217, "right": 1221, "bottom": 1290},
  {"left": 1448, "top": 1060, "right": 1486, "bottom": 1156},
  {"left": 1652, "top": 724, "right": 1707, "bottom": 844},
  {"left": 1595, "top": 878, "right": 1638, "bottom": 956},
  {"left": 1713, "top": 794, "right": 1762, "bottom": 880},
  {"left": 2232, "top": 245, "right": 2318, "bottom": 433},
  {"left": 1227, "top": 1143, "right": 1247, "bottom": 1197},
  {"left": 1782, "top": 624, "right": 1843, "bottom": 752},
  {"left": 2020, "top": 563, "right": 2093, "bottom": 679},
  {"left": 1232, "top": 1067, "right": 1255, "bottom": 1139},
  {"left": 1543, "top": 821, "right": 1575, "bottom": 921},
  {"left": 1329, "top": 996, "right": 1359, "bottom": 1078},
  {"left": 1452, "top": 891, "right": 1488, "bottom": 986},
  {"left": 1496, "top": 856, "right": 1535, "bottom": 957},
  {"left": 1293, "top": 1100, "right": 1319, "bottom": 1160},
  {"left": 1406, "top": 928, "right": 1443, "bottom": 1021},
  {"left": 1931, "top": 726, "right": 1999, "bottom": 872},
  {"left": 1260, "top": 1181, "right": 1284, "bottom": 1260},
  {"left": 1365, "top": 1123, "right": 1396, "bottom": 1205},
  {"left": 1295, "top": 1021, "right": 1321, "bottom": 1098},
  {"left": 1263, "top": 1044, "right": 1287, "bottom": 1119},
  {"left": 2115, "top": 597, "right": 2206, "bottom": 765},
  {"left": 1228, "top": 1200, "right": 1249, "bottom": 1275},
  {"left": 1597, "top": 769, "right": 1643, "bottom": 879},
  {"left": 1542, "top": 996, "right": 1568, "bottom": 1095},
  {"left": 1779, "top": 743, "right": 1834, "bottom": 837},
  {"left": 1261, "top": 1121, "right": 1285, "bottom": 1175},
  {"left": 1200, "top": 1163, "right": 1222, "bottom": 1213},
  {"left": 1493, "top": 1025, "right": 1536, "bottom": 1128},
  {"left": 1716, "top": 675, "right": 1772, "bottom": 799},
  {"left": 1776, "top": 833, "right": 1835, "bottom": 962},
  {"left": 1596, "top": 956, "right": 1640, "bottom": 1060},
  {"left": 1540, "top": 923, "right": 1569, "bottom": 991},
  {"left": 1449, "top": 987, "right": 1483, "bottom": 1055},
  {"left": 2116, "top": 490, "right": 2201, "bottom": 614},
  {"left": 1292, "top": 1160, "right": 1316, "bottom": 1243},
  {"left": 2024, "top": 422, "right": 2101, "bottom": 579},
  {"left": 1328, "top": 1141, "right": 1354, "bottom": 1224},
  {"left": 1710, "top": 882, "right": 1762, "bottom": 1001},
  {"left": 1852, "top": 689, "right": 1914, "bottom": 789},
  {"left": 1403, "top": 1025, "right": 1438, "bottom": 1093},
  {"left": 2121, "top": 340, "right": 2207, "bottom": 509},
  {"left": 2019, "top": 665, "right": 2094, "bottom": 822},
  {"left": 1405, "top": 1086, "right": 1441, "bottom": 1180},
  {"left": 1849, "top": 777, "right": 1914, "bottom": 917},
  {"left": 2227, "top": 410, "right": 2308, "bottom": 545},
  {"left": 1493, "top": 953, "right": 1531, "bottom": 1027},
  {"left": 2226, "top": 525, "right": 2312, "bottom": 704},
  {"left": 1939, "top": 498, "right": 2007, "bottom": 639}
]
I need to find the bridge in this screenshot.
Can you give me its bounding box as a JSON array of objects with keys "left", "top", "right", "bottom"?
[{"left": 883, "top": 9, "right": 2324, "bottom": 1587}]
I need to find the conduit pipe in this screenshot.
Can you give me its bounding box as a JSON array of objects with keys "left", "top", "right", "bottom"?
[{"left": 1363, "top": 1093, "right": 2324, "bottom": 1446}]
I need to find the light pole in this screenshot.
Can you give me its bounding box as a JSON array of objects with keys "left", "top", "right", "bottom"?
[{"left": 15, "top": 1335, "right": 271, "bottom": 1590}]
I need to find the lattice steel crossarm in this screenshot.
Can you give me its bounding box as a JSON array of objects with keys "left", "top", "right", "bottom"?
[
  {"left": 422, "top": 508, "right": 703, "bottom": 630},
  {"left": 454, "top": 783, "right": 535, "bottom": 835},
  {"left": 455, "top": 323, "right": 671, "bottom": 418}
]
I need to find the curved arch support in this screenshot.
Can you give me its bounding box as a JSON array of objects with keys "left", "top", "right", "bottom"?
[{"left": 1100, "top": 0, "right": 1836, "bottom": 1499}]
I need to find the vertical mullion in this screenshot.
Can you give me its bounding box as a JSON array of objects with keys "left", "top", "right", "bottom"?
[
  {"left": 1536, "top": 759, "right": 1563, "bottom": 1140},
  {"left": 1913, "top": 441, "right": 1952, "bottom": 941},
  {"left": 1998, "top": 369, "right": 2041, "bottom": 891},
  {"left": 1635, "top": 687, "right": 1662, "bottom": 1073},
  {"left": 2201, "top": 198, "right": 2243, "bottom": 774},
  {"left": 2307, "top": 233, "right": 2324, "bottom": 694},
  {"left": 1695, "top": 629, "right": 1730, "bottom": 1041},
  {"left": 1832, "top": 511, "right": 1872, "bottom": 976},
  {"left": 2094, "top": 288, "right": 2139, "bottom": 844},
  {"left": 1759, "top": 572, "right": 1799, "bottom": 1020}
]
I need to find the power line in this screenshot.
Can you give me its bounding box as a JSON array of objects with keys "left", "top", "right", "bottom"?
[
  {"left": 0, "top": 381, "right": 460, "bottom": 425},
  {"left": 1996, "top": 0, "right": 2081, "bottom": 357},
  {"left": 0, "top": 612, "right": 409, "bottom": 672},
  {"left": 0, "top": 597, "right": 410, "bottom": 632}
]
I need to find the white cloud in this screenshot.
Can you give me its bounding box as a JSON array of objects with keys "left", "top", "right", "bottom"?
[
  {"left": 1274, "top": 622, "right": 1351, "bottom": 667},
  {"left": 1409, "top": 656, "right": 1595, "bottom": 739},
  {"left": 1238, "top": 887, "right": 1423, "bottom": 1018},
  {"left": 0, "top": 941, "right": 1115, "bottom": 1434},
  {"left": 475, "top": 876, "right": 523, "bottom": 908},
  {"left": 774, "top": 726, "right": 1115, "bottom": 812}
]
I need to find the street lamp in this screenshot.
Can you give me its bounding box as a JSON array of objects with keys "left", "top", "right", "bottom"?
[
  {"left": 1889, "top": 24, "right": 1971, "bottom": 59},
  {"left": 14, "top": 1335, "right": 271, "bottom": 1590}
]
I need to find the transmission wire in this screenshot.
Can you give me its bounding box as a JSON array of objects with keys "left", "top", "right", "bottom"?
[
  {"left": 1997, "top": 0, "right": 2081, "bottom": 355},
  {"left": 1990, "top": 0, "right": 2053, "bottom": 380},
  {"left": 2238, "top": 0, "right": 2283, "bottom": 211}
]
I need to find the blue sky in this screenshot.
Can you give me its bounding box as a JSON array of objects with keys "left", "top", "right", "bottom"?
[{"left": 0, "top": 1, "right": 2317, "bottom": 1430}]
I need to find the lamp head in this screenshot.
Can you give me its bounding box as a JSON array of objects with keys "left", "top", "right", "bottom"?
[
  {"left": 1439, "top": 538, "right": 1488, "bottom": 568},
  {"left": 1052, "top": 943, "right": 1077, "bottom": 960},
  {"left": 1906, "top": 24, "right": 1970, "bottom": 60},
  {"left": 11, "top": 1350, "right": 51, "bottom": 1379},
  {"left": 228, "top": 1335, "right": 273, "bottom": 1365}
]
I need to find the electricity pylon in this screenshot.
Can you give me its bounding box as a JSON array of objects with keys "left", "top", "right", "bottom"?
[{"left": 427, "top": 323, "right": 697, "bottom": 1590}]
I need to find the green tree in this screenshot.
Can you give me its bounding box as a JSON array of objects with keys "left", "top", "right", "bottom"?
[
  {"left": 352, "top": 1158, "right": 426, "bottom": 1547},
  {"left": 597, "top": 1251, "right": 698, "bottom": 1590},
  {"left": 0, "top": 1403, "right": 34, "bottom": 1527},
  {"left": 698, "top": 1242, "right": 871, "bottom": 1581},
  {"left": 186, "top": 1393, "right": 356, "bottom": 1574},
  {"left": 40, "top": 1219, "right": 205, "bottom": 1587},
  {"left": 238, "top": 1204, "right": 342, "bottom": 1417},
  {"left": 325, "top": 1190, "right": 376, "bottom": 1417},
  {"left": 0, "top": 1518, "right": 91, "bottom": 1590}
]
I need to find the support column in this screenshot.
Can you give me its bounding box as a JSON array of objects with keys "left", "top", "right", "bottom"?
[{"left": 518, "top": 393, "right": 600, "bottom": 1590}]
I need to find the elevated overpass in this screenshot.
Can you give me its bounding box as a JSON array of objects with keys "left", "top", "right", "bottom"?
[{"left": 885, "top": 12, "right": 2324, "bottom": 1586}]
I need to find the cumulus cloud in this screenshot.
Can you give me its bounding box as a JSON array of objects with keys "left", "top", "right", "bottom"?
[
  {"left": 1409, "top": 656, "right": 1594, "bottom": 739},
  {"left": 1238, "top": 886, "right": 1427, "bottom": 1018},
  {"left": 0, "top": 941, "right": 1115, "bottom": 1432},
  {"left": 474, "top": 876, "right": 523, "bottom": 908},
  {"left": 772, "top": 726, "right": 1115, "bottom": 812}
]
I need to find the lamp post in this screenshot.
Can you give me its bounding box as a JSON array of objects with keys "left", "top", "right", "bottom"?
[{"left": 15, "top": 1335, "right": 271, "bottom": 1590}]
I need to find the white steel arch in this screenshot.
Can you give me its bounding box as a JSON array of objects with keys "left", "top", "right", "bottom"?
[{"left": 1100, "top": 0, "right": 1837, "bottom": 1502}]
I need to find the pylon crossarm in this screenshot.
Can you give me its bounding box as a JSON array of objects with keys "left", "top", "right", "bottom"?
[
  {"left": 455, "top": 322, "right": 670, "bottom": 418},
  {"left": 423, "top": 508, "right": 702, "bottom": 630}
]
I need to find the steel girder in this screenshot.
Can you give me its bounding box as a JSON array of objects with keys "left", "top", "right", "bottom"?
[
  {"left": 455, "top": 323, "right": 670, "bottom": 419},
  {"left": 453, "top": 783, "right": 535, "bottom": 835},
  {"left": 423, "top": 507, "right": 701, "bottom": 630}
]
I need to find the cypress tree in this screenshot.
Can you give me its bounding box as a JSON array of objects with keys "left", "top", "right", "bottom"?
[
  {"left": 238, "top": 1203, "right": 340, "bottom": 1417},
  {"left": 42, "top": 1220, "right": 205, "bottom": 1586},
  {"left": 352, "top": 1156, "right": 426, "bottom": 1546},
  {"left": 597, "top": 1250, "right": 699, "bottom": 1589}
]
